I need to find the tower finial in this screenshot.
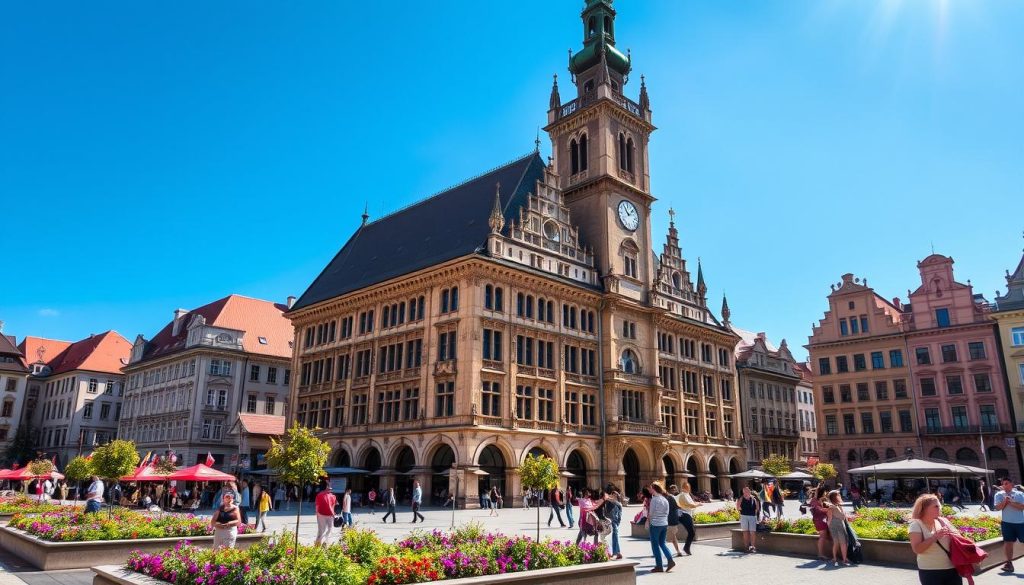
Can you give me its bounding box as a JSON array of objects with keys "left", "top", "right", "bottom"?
[
  {"left": 668, "top": 207, "right": 676, "bottom": 227},
  {"left": 361, "top": 202, "right": 369, "bottom": 226},
  {"left": 696, "top": 257, "right": 707, "bottom": 297},
  {"left": 639, "top": 74, "right": 650, "bottom": 111},
  {"left": 488, "top": 182, "right": 505, "bottom": 235},
  {"left": 549, "top": 74, "right": 561, "bottom": 110},
  {"left": 535, "top": 129, "right": 541, "bottom": 152},
  {"left": 721, "top": 293, "right": 731, "bottom": 326}
]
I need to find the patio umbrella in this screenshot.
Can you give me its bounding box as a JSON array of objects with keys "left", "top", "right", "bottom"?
[
  {"left": 4, "top": 468, "right": 64, "bottom": 481},
  {"left": 847, "top": 458, "right": 993, "bottom": 478},
  {"left": 728, "top": 469, "right": 773, "bottom": 479},
  {"left": 0, "top": 469, "right": 14, "bottom": 480},
  {"left": 322, "top": 467, "right": 369, "bottom": 475},
  {"left": 780, "top": 471, "right": 815, "bottom": 480},
  {"left": 167, "top": 464, "right": 236, "bottom": 482}
]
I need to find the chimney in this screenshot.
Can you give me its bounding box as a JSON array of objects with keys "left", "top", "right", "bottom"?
[
  {"left": 172, "top": 308, "right": 188, "bottom": 336},
  {"left": 286, "top": 296, "right": 296, "bottom": 310}
]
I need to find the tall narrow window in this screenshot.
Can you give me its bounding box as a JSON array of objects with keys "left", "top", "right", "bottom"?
[
  {"left": 618, "top": 134, "right": 627, "bottom": 169},
  {"left": 578, "top": 133, "right": 588, "bottom": 172},
  {"left": 570, "top": 139, "right": 579, "bottom": 175},
  {"left": 625, "top": 137, "right": 634, "bottom": 173}
]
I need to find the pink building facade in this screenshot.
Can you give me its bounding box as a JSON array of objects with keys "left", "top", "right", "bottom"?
[
  {"left": 808, "top": 255, "right": 1019, "bottom": 485},
  {"left": 907, "top": 255, "right": 1016, "bottom": 476}
]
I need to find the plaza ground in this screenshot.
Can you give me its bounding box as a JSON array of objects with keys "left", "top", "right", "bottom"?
[{"left": 1, "top": 500, "right": 1022, "bottom": 584}]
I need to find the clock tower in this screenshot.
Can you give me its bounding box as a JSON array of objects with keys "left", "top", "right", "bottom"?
[{"left": 544, "top": 0, "right": 656, "bottom": 302}]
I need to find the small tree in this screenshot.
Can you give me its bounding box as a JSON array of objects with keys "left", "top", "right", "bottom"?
[
  {"left": 91, "top": 440, "right": 140, "bottom": 516},
  {"left": 64, "top": 456, "right": 93, "bottom": 503},
  {"left": 265, "top": 426, "right": 329, "bottom": 555},
  {"left": 761, "top": 454, "right": 791, "bottom": 478},
  {"left": 518, "top": 454, "right": 560, "bottom": 541},
  {"left": 26, "top": 459, "right": 54, "bottom": 498},
  {"left": 809, "top": 463, "right": 838, "bottom": 486}
]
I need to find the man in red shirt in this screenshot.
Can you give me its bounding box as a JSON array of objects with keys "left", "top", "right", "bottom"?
[{"left": 314, "top": 481, "right": 337, "bottom": 546}]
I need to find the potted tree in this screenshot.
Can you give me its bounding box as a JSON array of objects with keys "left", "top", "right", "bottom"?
[
  {"left": 63, "top": 456, "right": 93, "bottom": 504},
  {"left": 90, "top": 440, "right": 140, "bottom": 517},
  {"left": 265, "top": 425, "right": 330, "bottom": 556},
  {"left": 518, "top": 454, "right": 560, "bottom": 541}
]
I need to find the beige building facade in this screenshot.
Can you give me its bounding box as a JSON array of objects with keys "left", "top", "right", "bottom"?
[
  {"left": 994, "top": 246, "right": 1024, "bottom": 470},
  {"left": 0, "top": 330, "right": 29, "bottom": 454},
  {"left": 288, "top": 1, "right": 745, "bottom": 507},
  {"left": 119, "top": 295, "right": 292, "bottom": 470},
  {"left": 733, "top": 328, "right": 801, "bottom": 467}
]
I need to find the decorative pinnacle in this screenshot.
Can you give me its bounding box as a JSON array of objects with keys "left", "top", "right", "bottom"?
[
  {"left": 639, "top": 74, "right": 650, "bottom": 111},
  {"left": 488, "top": 182, "right": 505, "bottom": 235},
  {"left": 549, "top": 74, "right": 561, "bottom": 110},
  {"left": 361, "top": 202, "right": 369, "bottom": 226},
  {"left": 668, "top": 207, "right": 675, "bottom": 226},
  {"left": 535, "top": 129, "right": 541, "bottom": 152},
  {"left": 721, "top": 293, "right": 731, "bottom": 325}
]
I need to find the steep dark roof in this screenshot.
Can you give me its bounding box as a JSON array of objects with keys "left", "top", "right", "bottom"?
[
  {"left": 0, "top": 334, "right": 28, "bottom": 374},
  {"left": 292, "top": 153, "right": 547, "bottom": 311}
]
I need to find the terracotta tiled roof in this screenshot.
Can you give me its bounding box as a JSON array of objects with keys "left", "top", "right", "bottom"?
[
  {"left": 18, "top": 336, "right": 72, "bottom": 369},
  {"left": 236, "top": 413, "right": 285, "bottom": 436},
  {"left": 793, "top": 362, "right": 813, "bottom": 383},
  {"left": 22, "top": 329, "right": 132, "bottom": 374},
  {"left": 141, "top": 295, "right": 292, "bottom": 362}
]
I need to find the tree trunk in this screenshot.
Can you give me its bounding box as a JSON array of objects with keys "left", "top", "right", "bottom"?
[
  {"left": 294, "top": 488, "right": 302, "bottom": 560},
  {"left": 536, "top": 494, "right": 540, "bottom": 541}
]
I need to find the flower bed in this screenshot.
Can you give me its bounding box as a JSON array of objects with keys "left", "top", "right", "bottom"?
[
  {"left": 763, "top": 507, "right": 1000, "bottom": 542},
  {"left": 121, "top": 525, "right": 623, "bottom": 585},
  {"left": 629, "top": 506, "right": 740, "bottom": 540},
  {"left": 8, "top": 508, "right": 248, "bottom": 541},
  {"left": 693, "top": 506, "right": 740, "bottom": 524},
  {"left": 0, "top": 495, "right": 65, "bottom": 517}
]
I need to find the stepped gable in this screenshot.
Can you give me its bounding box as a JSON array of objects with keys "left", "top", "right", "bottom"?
[{"left": 292, "top": 153, "right": 547, "bottom": 310}]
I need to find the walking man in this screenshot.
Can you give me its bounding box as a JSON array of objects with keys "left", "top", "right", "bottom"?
[
  {"left": 314, "top": 481, "right": 337, "bottom": 546},
  {"left": 996, "top": 477, "right": 1024, "bottom": 573},
  {"left": 411, "top": 480, "right": 425, "bottom": 523},
  {"left": 382, "top": 487, "right": 397, "bottom": 523},
  {"left": 341, "top": 487, "right": 353, "bottom": 528},
  {"left": 548, "top": 486, "right": 566, "bottom": 527},
  {"left": 85, "top": 475, "right": 105, "bottom": 514}
]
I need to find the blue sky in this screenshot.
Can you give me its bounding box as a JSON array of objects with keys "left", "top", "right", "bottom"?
[{"left": 2, "top": 1, "right": 1022, "bottom": 360}]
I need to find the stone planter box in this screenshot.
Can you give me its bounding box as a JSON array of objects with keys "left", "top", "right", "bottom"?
[
  {"left": 629, "top": 521, "right": 738, "bottom": 541},
  {"left": 0, "top": 526, "right": 263, "bottom": 570},
  {"left": 92, "top": 559, "right": 640, "bottom": 585},
  {"left": 728, "top": 529, "right": 1017, "bottom": 571}
]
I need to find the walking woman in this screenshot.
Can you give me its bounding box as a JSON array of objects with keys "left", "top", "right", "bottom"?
[
  {"left": 603, "top": 485, "right": 623, "bottom": 560},
  {"left": 647, "top": 484, "right": 675, "bottom": 573},
  {"left": 909, "top": 493, "right": 962, "bottom": 585},
  {"left": 666, "top": 485, "right": 683, "bottom": 556},
  {"left": 574, "top": 488, "right": 606, "bottom": 546},
  {"left": 825, "top": 490, "right": 850, "bottom": 565},
  {"left": 565, "top": 487, "right": 576, "bottom": 529},
  {"left": 676, "top": 482, "right": 699, "bottom": 555},
  {"left": 809, "top": 485, "right": 832, "bottom": 560},
  {"left": 736, "top": 485, "right": 761, "bottom": 553},
  {"left": 489, "top": 487, "right": 499, "bottom": 517},
  {"left": 209, "top": 492, "right": 242, "bottom": 549}
]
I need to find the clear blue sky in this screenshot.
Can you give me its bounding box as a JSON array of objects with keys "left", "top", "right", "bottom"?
[{"left": 3, "top": 1, "right": 1023, "bottom": 360}]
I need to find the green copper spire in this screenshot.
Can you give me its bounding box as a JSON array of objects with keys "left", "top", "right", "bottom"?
[{"left": 569, "top": 0, "right": 631, "bottom": 78}]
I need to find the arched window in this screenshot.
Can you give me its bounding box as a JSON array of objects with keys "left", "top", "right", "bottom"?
[
  {"left": 847, "top": 449, "right": 858, "bottom": 463},
  {"left": 885, "top": 448, "right": 897, "bottom": 460},
  {"left": 828, "top": 449, "right": 840, "bottom": 461},
  {"left": 988, "top": 446, "right": 1008, "bottom": 461},
  {"left": 618, "top": 134, "right": 627, "bottom": 169},
  {"left": 584, "top": 79, "right": 595, "bottom": 94},
  {"left": 537, "top": 297, "right": 546, "bottom": 322},
  {"left": 620, "top": 349, "right": 639, "bottom": 374},
  {"left": 484, "top": 285, "right": 494, "bottom": 310},
  {"left": 543, "top": 221, "right": 560, "bottom": 242},
  {"left": 570, "top": 139, "right": 579, "bottom": 175},
  {"left": 604, "top": 15, "right": 613, "bottom": 37},
  {"left": 547, "top": 301, "right": 554, "bottom": 324},
  {"left": 929, "top": 448, "right": 949, "bottom": 461},
  {"left": 625, "top": 137, "right": 635, "bottom": 173},
  {"left": 863, "top": 449, "right": 879, "bottom": 462},
  {"left": 671, "top": 272, "right": 682, "bottom": 290},
  {"left": 579, "top": 133, "right": 588, "bottom": 172},
  {"left": 525, "top": 295, "right": 534, "bottom": 319},
  {"left": 588, "top": 16, "right": 596, "bottom": 37},
  {"left": 956, "top": 448, "right": 979, "bottom": 463},
  {"left": 494, "top": 287, "right": 503, "bottom": 312}
]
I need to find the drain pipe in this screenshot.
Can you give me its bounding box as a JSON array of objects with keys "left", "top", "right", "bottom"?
[{"left": 597, "top": 299, "right": 608, "bottom": 487}]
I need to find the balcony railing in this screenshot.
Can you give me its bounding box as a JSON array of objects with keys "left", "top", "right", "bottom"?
[
  {"left": 923, "top": 424, "right": 1010, "bottom": 436},
  {"left": 760, "top": 427, "right": 799, "bottom": 438}
]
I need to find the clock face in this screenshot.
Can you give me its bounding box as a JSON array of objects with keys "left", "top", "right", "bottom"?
[{"left": 618, "top": 200, "right": 639, "bottom": 232}]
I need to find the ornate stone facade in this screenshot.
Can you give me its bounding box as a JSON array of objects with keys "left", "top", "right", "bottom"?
[{"left": 288, "top": 0, "right": 745, "bottom": 507}]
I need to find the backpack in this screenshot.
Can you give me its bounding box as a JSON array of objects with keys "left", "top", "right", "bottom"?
[
  {"left": 666, "top": 494, "right": 680, "bottom": 526},
  {"left": 844, "top": 520, "right": 863, "bottom": 564}
]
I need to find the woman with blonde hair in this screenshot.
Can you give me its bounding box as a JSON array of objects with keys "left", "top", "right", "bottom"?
[
  {"left": 909, "top": 493, "right": 962, "bottom": 585},
  {"left": 676, "top": 482, "right": 699, "bottom": 555},
  {"left": 824, "top": 490, "right": 850, "bottom": 565}
]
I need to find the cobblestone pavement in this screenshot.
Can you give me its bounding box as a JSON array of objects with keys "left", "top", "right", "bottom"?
[{"left": 1, "top": 501, "right": 1020, "bottom": 584}]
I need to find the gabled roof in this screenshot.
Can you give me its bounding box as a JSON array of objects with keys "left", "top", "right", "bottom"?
[
  {"left": 0, "top": 334, "right": 28, "bottom": 374},
  {"left": 18, "top": 336, "right": 72, "bottom": 369},
  {"left": 235, "top": 413, "right": 285, "bottom": 436},
  {"left": 140, "top": 295, "right": 292, "bottom": 362},
  {"left": 20, "top": 332, "right": 131, "bottom": 376},
  {"left": 292, "top": 153, "right": 548, "bottom": 311}
]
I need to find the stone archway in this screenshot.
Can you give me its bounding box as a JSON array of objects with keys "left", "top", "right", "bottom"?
[
  {"left": 708, "top": 456, "right": 722, "bottom": 498},
  {"left": 566, "top": 450, "right": 587, "bottom": 493},
  {"left": 663, "top": 455, "right": 677, "bottom": 488},
  {"left": 393, "top": 446, "right": 415, "bottom": 503},
  {"left": 357, "top": 446, "right": 382, "bottom": 493},
  {"left": 623, "top": 449, "right": 641, "bottom": 500},
  {"left": 478, "top": 444, "right": 508, "bottom": 503},
  {"left": 429, "top": 444, "right": 456, "bottom": 506},
  {"left": 333, "top": 448, "right": 352, "bottom": 468},
  {"left": 728, "top": 457, "right": 740, "bottom": 498},
  {"left": 685, "top": 456, "right": 700, "bottom": 492}
]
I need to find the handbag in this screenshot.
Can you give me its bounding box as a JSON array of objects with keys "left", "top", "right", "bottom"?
[{"left": 333, "top": 514, "right": 345, "bottom": 528}]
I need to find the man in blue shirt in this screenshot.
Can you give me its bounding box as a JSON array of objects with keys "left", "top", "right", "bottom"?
[
  {"left": 994, "top": 477, "right": 1024, "bottom": 573},
  {"left": 411, "top": 480, "right": 425, "bottom": 523}
]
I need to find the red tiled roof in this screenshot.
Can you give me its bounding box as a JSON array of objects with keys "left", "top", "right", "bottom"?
[
  {"left": 141, "top": 295, "right": 292, "bottom": 362},
  {"left": 793, "top": 362, "right": 813, "bottom": 383},
  {"left": 35, "top": 332, "right": 131, "bottom": 375},
  {"left": 18, "top": 336, "right": 72, "bottom": 369},
  {"left": 0, "top": 335, "right": 28, "bottom": 373},
  {"left": 236, "top": 413, "right": 285, "bottom": 436}
]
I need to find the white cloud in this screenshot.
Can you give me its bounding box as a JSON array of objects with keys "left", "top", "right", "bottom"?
[{"left": 37, "top": 308, "right": 60, "bottom": 317}]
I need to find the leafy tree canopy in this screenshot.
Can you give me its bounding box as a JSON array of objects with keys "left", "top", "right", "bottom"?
[
  {"left": 91, "top": 440, "right": 140, "bottom": 481},
  {"left": 265, "top": 426, "right": 330, "bottom": 487},
  {"left": 518, "top": 454, "right": 560, "bottom": 491}
]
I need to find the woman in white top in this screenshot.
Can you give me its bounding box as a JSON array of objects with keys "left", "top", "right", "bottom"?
[
  {"left": 909, "top": 493, "right": 962, "bottom": 585},
  {"left": 647, "top": 483, "right": 676, "bottom": 573}
]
